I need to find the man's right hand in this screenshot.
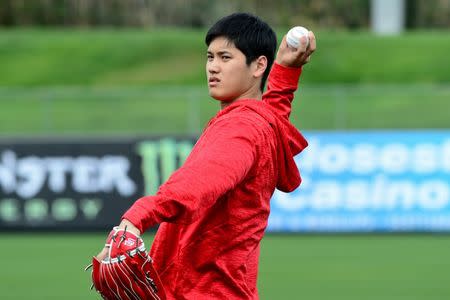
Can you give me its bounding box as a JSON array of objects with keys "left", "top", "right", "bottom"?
[{"left": 275, "top": 30, "right": 316, "bottom": 68}]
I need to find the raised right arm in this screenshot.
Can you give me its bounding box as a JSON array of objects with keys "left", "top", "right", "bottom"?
[
  {"left": 262, "top": 62, "right": 302, "bottom": 119},
  {"left": 263, "top": 32, "right": 316, "bottom": 119}
]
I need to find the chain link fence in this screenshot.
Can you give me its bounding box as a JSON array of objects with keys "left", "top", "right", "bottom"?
[{"left": 1, "top": 84, "right": 449, "bottom": 137}]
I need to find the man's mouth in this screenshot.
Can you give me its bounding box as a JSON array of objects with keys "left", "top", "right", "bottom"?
[{"left": 208, "top": 77, "right": 220, "bottom": 87}]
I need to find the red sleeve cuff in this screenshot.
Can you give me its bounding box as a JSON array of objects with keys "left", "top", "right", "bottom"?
[
  {"left": 270, "top": 63, "right": 302, "bottom": 87},
  {"left": 122, "top": 196, "right": 160, "bottom": 233}
]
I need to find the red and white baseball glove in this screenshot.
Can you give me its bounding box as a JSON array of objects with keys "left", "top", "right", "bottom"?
[{"left": 86, "top": 226, "right": 166, "bottom": 300}]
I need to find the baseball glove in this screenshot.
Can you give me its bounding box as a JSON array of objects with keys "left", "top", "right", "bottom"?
[{"left": 85, "top": 226, "right": 166, "bottom": 300}]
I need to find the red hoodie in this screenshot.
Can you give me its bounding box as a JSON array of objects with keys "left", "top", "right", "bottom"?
[{"left": 122, "top": 63, "right": 307, "bottom": 299}]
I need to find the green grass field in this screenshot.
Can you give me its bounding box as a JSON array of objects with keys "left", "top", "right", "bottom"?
[{"left": 1, "top": 233, "right": 449, "bottom": 300}]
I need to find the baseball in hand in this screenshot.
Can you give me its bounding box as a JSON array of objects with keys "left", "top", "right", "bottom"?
[{"left": 286, "top": 26, "right": 310, "bottom": 49}]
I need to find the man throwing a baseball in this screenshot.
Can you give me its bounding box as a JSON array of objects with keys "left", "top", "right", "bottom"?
[{"left": 91, "top": 12, "right": 316, "bottom": 300}]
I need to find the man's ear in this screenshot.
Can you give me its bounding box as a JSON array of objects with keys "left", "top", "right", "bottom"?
[{"left": 253, "top": 55, "right": 268, "bottom": 78}]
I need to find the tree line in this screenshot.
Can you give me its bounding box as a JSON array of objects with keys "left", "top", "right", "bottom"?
[{"left": 0, "top": 0, "right": 448, "bottom": 29}]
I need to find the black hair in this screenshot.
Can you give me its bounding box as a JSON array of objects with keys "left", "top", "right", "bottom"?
[{"left": 205, "top": 13, "right": 277, "bottom": 92}]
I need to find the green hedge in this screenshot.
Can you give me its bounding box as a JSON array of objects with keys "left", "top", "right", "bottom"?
[{"left": 1, "top": 28, "right": 450, "bottom": 86}]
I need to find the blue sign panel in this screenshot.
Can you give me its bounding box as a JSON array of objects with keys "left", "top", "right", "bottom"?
[{"left": 268, "top": 131, "right": 450, "bottom": 232}]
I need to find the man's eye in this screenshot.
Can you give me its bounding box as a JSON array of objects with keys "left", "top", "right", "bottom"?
[
  {"left": 207, "top": 55, "right": 213, "bottom": 60},
  {"left": 222, "top": 56, "right": 230, "bottom": 60}
]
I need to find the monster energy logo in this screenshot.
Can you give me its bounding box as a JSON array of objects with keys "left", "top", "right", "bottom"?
[{"left": 137, "top": 138, "right": 195, "bottom": 195}]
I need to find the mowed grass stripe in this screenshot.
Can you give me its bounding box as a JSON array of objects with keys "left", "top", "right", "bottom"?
[{"left": 0, "top": 233, "right": 449, "bottom": 299}]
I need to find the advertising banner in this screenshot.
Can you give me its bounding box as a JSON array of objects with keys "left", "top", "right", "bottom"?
[
  {"left": 0, "top": 137, "right": 194, "bottom": 230},
  {"left": 268, "top": 131, "right": 450, "bottom": 232},
  {"left": 2, "top": 131, "right": 450, "bottom": 232}
]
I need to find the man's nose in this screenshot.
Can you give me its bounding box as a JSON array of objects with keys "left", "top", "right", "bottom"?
[{"left": 207, "top": 60, "right": 219, "bottom": 74}]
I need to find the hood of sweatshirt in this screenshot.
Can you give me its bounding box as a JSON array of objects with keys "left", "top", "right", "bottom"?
[{"left": 212, "top": 99, "right": 308, "bottom": 192}]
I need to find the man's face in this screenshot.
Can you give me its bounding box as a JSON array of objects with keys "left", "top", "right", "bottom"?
[{"left": 206, "top": 37, "right": 258, "bottom": 102}]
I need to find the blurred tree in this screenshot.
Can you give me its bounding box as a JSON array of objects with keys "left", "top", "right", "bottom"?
[
  {"left": 414, "top": 0, "right": 450, "bottom": 28},
  {"left": 0, "top": 0, "right": 448, "bottom": 29}
]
